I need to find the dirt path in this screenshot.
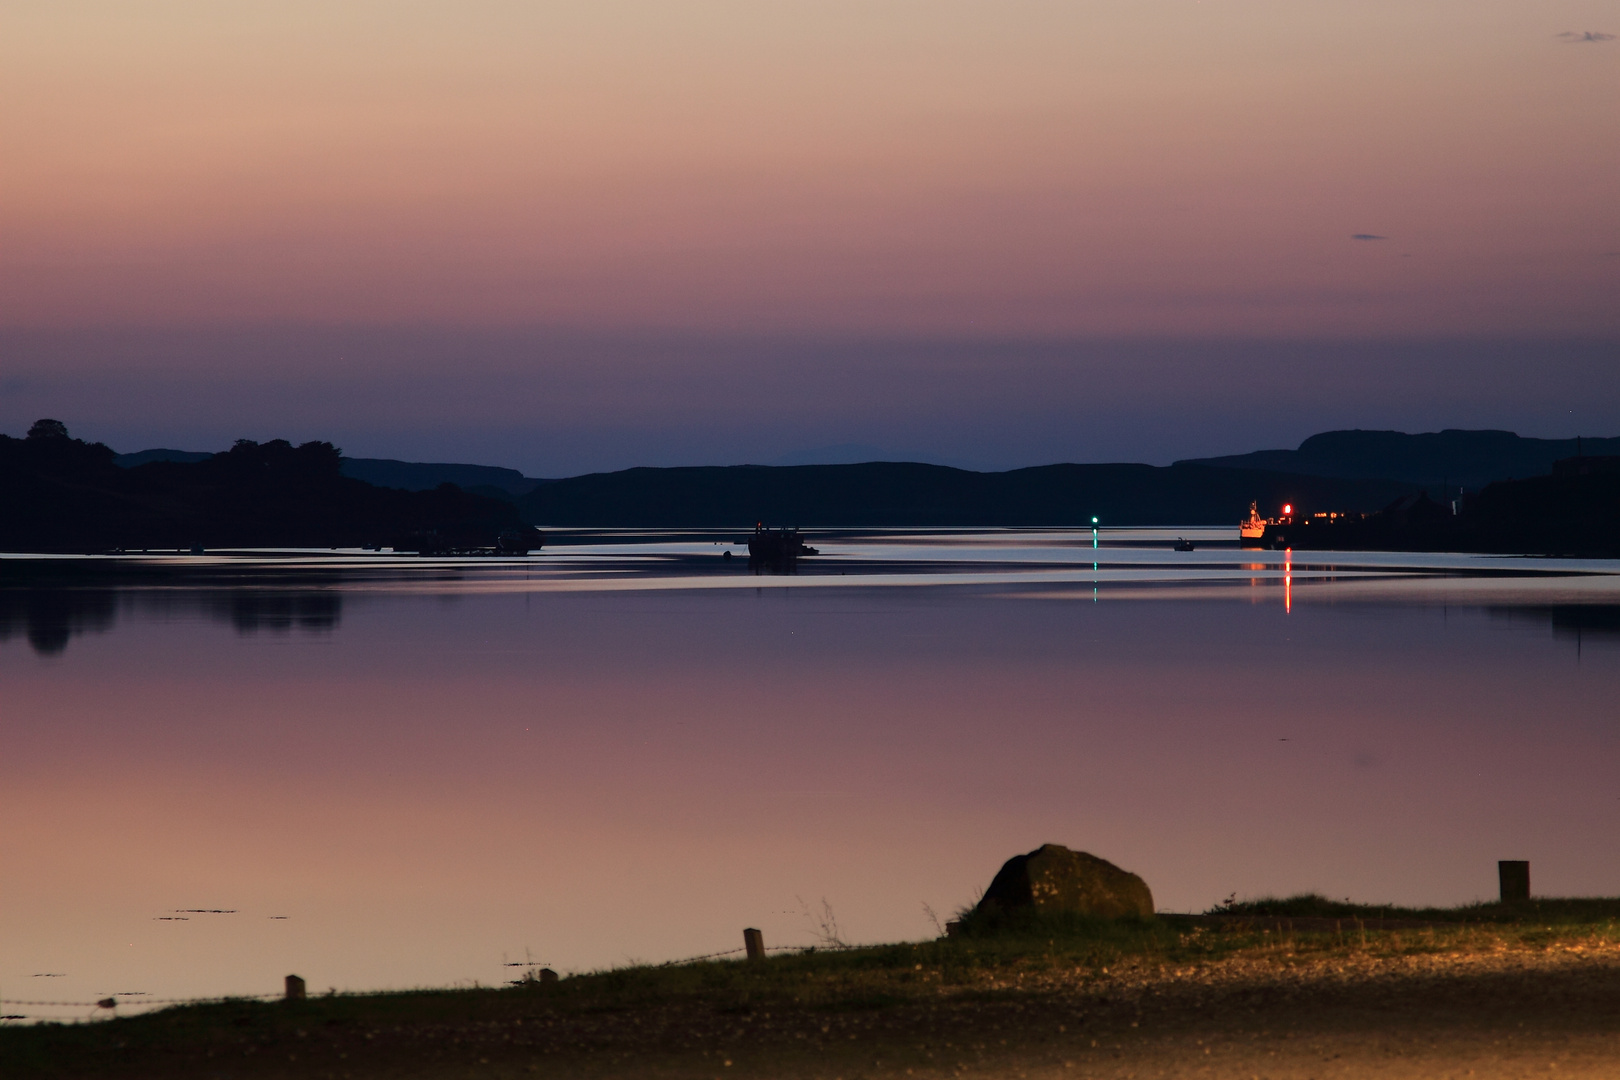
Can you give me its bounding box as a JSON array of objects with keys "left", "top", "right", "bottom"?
[{"left": 891, "top": 940, "right": 1620, "bottom": 1079}]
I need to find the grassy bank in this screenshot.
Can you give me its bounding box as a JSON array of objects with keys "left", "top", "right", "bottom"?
[{"left": 8, "top": 898, "right": 1620, "bottom": 1079}]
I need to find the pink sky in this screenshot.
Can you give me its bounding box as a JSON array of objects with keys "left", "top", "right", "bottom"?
[
  {"left": 1, "top": 3, "right": 1616, "bottom": 471},
  {"left": 4, "top": 1, "right": 1617, "bottom": 337}
]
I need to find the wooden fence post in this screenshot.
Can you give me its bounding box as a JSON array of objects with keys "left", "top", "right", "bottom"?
[
  {"left": 1499, "top": 860, "right": 1530, "bottom": 903},
  {"left": 285, "top": 974, "right": 306, "bottom": 1001},
  {"left": 743, "top": 927, "right": 765, "bottom": 960}
]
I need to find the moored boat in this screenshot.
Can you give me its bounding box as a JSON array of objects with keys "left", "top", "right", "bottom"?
[
  {"left": 746, "top": 524, "right": 819, "bottom": 571},
  {"left": 1240, "top": 501, "right": 1267, "bottom": 546}
]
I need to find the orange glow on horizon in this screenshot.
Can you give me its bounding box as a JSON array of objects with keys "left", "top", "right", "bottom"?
[{"left": 2, "top": 2, "right": 1616, "bottom": 334}]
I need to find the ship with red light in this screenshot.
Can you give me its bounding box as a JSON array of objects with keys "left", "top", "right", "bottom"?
[
  {"left": 1241, "top": 502, "right": 1298, "bottom": 548},
  {"left": 1241, "top": 502, "right": 1364, "bottom": 548}
]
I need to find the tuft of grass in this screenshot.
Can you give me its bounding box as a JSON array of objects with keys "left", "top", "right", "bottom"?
[{"left": 1210, "top": 892, "right": 1620, "bottom": 924}]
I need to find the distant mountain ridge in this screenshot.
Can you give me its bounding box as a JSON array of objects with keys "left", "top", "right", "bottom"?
[
  {"left": 9, "top": 432, "right": 526, "bottom": 552},
  {"left": 516, "top": 462, "right": 1416, "bottom": 528},
  {"left": 114, "top": 449, "right": 550, "bottom": 495},
  {"left": 1269, "top": 470, "right": 1620, "bottom": 558},
  {"left": 99, "top": 428, "right": 1620, "bottom": 530},
  {"left": 335, "top": 458, "right": 549, "bottom": 496},
  {"left": 1179, "top": 429, "right": 1620, "bottom": 491}
]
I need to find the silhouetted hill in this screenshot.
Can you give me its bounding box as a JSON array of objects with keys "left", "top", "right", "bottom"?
[
  {"left": 335, "top": 457, "right": 549, "bottom": 495},
  {"left": 114, "top": 448, "right": 550, "bottom": 495},
  {"left": 516, "top": 462, "right": 1419, "bottom": 527},
  {"left": 1271, "top": 464, "right": 1620, "bottom": 557},
  {"left": 2, "top": 428, "right": 528, "bottom": 552},
  {"left": 1179, "top": 429, "right": 1620, "bottom": 490},
  {"left": 113, "top": 448, "right": 214, "bottom": 467}
]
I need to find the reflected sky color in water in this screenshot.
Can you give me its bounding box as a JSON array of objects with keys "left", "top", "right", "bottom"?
[{"left": 2, "top": 531, "right": 1619, "bottom": 1020}]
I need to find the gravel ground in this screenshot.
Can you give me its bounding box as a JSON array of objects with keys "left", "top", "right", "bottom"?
[
  {"left": 9, "top": 933, "right": 1620, "bottom": 1079},
  {"left": 980, "top": 937, "right": 1620, "bottom": 1079}
]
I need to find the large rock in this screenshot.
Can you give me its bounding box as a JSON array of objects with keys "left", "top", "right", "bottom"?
[{"left": 978, "top": 844, "right": 1154, "bottom": 919}]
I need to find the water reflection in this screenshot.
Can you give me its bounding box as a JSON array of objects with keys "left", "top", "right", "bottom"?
[
  {"left": 1491, "top": 605, "right": 1620, "bottom": 641},
  {"left": 0, "top": 590, "right": 117, "bottom": 656},
  {"left": 0, "top": 589, "right": 343, "bottom": 655},
  {"left": 2, "top": 536, "right": 1619, "bottom": 1021},
  {"left": 12, "top": 586, "right": 1620, "bottom": 658},
  {"left": 212, "top": 592, "right": 342, "bottom": 635}
]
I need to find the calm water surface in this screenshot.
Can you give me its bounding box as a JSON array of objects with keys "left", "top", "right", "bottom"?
[{"left": 3, "top": 529, "right": 1619, "bottom": 1019}]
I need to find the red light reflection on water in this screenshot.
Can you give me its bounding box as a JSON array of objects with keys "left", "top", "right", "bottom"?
[{"left": 1284, "top": 548, "right": 1292, "bottom": 614}]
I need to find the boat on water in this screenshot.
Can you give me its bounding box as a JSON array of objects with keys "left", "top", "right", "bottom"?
[
  {"left": 1240, "top": 502, "right": 1321, "bottom": 549},
  {"left": 1240, "top": 501, "right": 1267, "bottom": 547},
  {"left": 746, "top": 524, "right": 819, "bottom": 571},
  {"left": 1174, "top": 538, "right": 1195, "bottom": 551}
]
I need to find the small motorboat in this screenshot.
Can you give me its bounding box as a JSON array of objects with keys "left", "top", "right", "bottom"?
[{"left": 1174, "top": 538, "right": 1195, "bottom": 551}]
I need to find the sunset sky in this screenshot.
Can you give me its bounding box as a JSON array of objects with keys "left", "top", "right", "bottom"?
[{"left": 3, "top": 2, "right": 1616, "bottom": 473}]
